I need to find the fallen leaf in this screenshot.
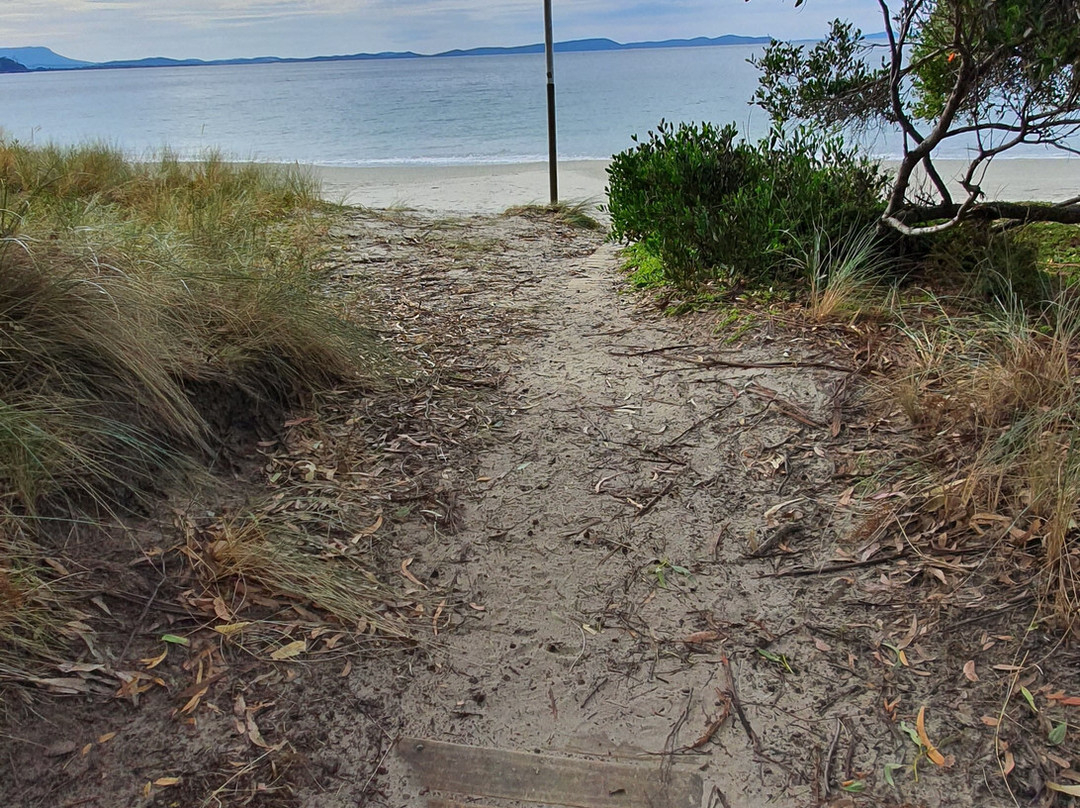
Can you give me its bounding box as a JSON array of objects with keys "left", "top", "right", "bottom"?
[
  {"left": 963, "top": 660, "right": 979, "bottom": 682},
  {"left": 981, "top": 715, "right": 1000, "bottom": 727},
  {"left": 160, "top": 634, "right": 189, "bottom": 646},
  {"left": 270, "top": 640, "right": 306, "bottom": 661},
  {"left": 154, "top": 777, "right": 181, "bottom": 787},
  {"left": 213, "top": 622, "right": 251, "bottom": 636},
  {"left": 916, "top": 706, "right": 946, "bottom": 766},
  {"left": 339, "top": 659, "right": 352, "bottom": 678},
  {"left": 97, "top": 732, "right": 117, "bottom": 744},
  {"left": 813, "top": 637, "right": 832, "bottom": 653},
  {"left": 140, "top": 647, "right": 168, "bottom": 669},
  {"left": 1002, "top": 749, "right": 1016, "bottom": 776},
  {"left": 400, "top": 558, "right": 427, "bottom": 589},
  {"left": 350, "top": 513, "right": 383, "bottom": 544},
  {"left": 179, "top": 686, "right": 207, "bottom": 715},
  {"left": 81, "top": 743, "right": 93, "bottom": 756},
  {"left": 1048, "top": 782, "right": 1080, "bottom": 797},
  {"left": 245, "top": 714, "right": 271, "bottom": 749}
]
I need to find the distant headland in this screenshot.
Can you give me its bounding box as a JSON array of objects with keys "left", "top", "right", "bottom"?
[{"left": 0, "top": 36, "right": 773, "bottom": 73}]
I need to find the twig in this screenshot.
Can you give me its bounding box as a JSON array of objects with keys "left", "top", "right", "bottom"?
[
  {"left": 664, "top": 399, "right": 740, "bottom": 446},
  {"left": 661, "top": 354, "right": 854, "bottom": 373},
  {"left": 634, "top": 479, "right": 677, "bottom": 519},
  {"left": 661, "top": 689, "right": 694, "bottom": 784},
  {"left": 580, "top": 676, "right": 608, "bottom": 709},
  {"left": 823, "top": 718, "right": 842, "bottom": 797},
  {"left": 609, "top": 344, "right": 696, "bottom": 357},
  {"left": 721, "top": 656, "right": 760, "bottom": 753},
  {"left": 117, "top": 563, "right": 168, "bottom": 663},
  {"left": 766, "top": 553, "right": 904, "bottom": 577}
]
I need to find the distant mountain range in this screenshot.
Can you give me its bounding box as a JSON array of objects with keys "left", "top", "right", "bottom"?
[{"left": 0, "top": 35, "right": 773, "bottom": 73}]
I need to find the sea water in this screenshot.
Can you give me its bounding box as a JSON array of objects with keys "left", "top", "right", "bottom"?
[
  {"left": 0, "top": 46, "right": 794, "bottom": 164},
  {"left": 0, "top": 45, "right": 1066, "bottom": 164}
]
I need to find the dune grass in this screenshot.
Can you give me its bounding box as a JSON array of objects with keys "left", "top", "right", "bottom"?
[
  {"left": 889, "top": 285, "right": 1080, "bottom": 628},
  {"left": 0, "top": 141, "right": 394, "bottom": 683}
]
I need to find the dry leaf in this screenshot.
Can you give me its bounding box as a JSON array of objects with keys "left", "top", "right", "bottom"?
[
  {"left": 97, "top": 732, "right": 117, "bottom": 744},
  {"left": 81, "top": 743, "right": 93, "bottom": 756},
  {"left": 153, "top": 777, "right": 181, "bottom": 787},
  {"left": 213, "top": 622, "right": 251, "bottom": 636},
  {"left": 963, "top": 660, "right": 979, "bottom": 682},
  {"left": 270, "top": 640, "right": 306, "bottom": 661},
  {"left": 339, "top": 659, "right": 352, "bottom": 678},
  {"left": 350, "top": 513, "right": 383, "bottom": 544},
  {"left": 400, "top": 557, "right": 427, "bottom": 589},
  {"left": 1002, "top": 749, "right": 1016, "bottom": 776},
  {"left": 981, "top": 715, "right": 1000, "bottom": 727},
  {"left": 1047, "top": 782, "right": 1080, "bottom": 797},
  {"left": 813, "top": 637, "right": 832, "bottom": 653},
  {"left": 916, "top": 706, "right": 947, "bottom": 766},
  {"left": 140, "top": 647, "right": 168, "bottom": 669},
  {"left": 245, "top": 714, "right": 271, "bottom": 749},
  {"left": 179, "top": 686, "right": 207, "bottom": 715}
]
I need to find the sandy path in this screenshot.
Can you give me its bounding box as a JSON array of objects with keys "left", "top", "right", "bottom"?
[{"left": 329, "top": 210, "right": 951, "bottom": 807}]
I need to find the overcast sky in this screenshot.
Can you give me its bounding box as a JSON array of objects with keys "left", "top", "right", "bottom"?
[{"left": 0, "top": 1, "right": 883, "bottom": 63}]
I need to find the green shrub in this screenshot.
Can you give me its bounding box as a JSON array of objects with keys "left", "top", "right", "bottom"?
[
  {"left": 604, "top": 121, "right": 887, "bottom": 288},
  {"left": 923, "top": 222, "right": 1052, "bottom": 307}
]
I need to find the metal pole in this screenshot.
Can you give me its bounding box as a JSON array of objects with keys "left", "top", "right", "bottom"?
[{"left": 543, "top": 0, "right": 558, "bottom": 205}]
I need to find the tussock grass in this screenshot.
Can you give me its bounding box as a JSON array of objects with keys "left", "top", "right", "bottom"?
[
  {"left": 0, "top": 140, "right": 396, "bottom": 683},
  {"left": 892, "top": 290, "right": 1080, "bottom": 627},
  {"left": 504, "top": 199, "right": 603, "bottom": 230},
  {"left": 795, "top": 225, "right": 892, "bottom": 321}
]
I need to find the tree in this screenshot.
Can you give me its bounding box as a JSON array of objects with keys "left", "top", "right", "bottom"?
[{"left": 752, "top": 0, "right": 1080, "bottom": 234}]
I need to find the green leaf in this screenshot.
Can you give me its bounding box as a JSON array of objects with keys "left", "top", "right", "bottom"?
[
  {"left": 1020, "top": 685, "right": 1038, "bottom": 713},
  {"left": 840, "top": 780, "right": 866, "bottom": 793},
  {"left": 899, "top": 721, "right": 922, "bottom": 748},
  {"left": 161, "top": 634, "right": 189, "bottom": 646},
  {"left": 883, "top": 762, "right": 905, "bottom": 787},
  {"left": 1049, "top": 721, "right": 1068, "bottom": 746}
]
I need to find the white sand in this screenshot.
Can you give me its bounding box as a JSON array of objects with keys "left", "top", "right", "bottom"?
[
  {"left": 307, "top": 157, "right": 1079, "bottom": 213},
  {"left": 311, "top": 160, "right": 610, "bottom": 213}
]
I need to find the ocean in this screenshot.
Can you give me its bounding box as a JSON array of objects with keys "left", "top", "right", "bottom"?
[{"left": 0, "top": 45, "right": 1068, "bottom": 165}]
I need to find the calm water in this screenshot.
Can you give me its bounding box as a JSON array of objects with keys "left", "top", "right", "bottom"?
[
  {"left": 0, "top": 47, "right": 776, "bottom": 165},
  {"left": 0, "top": 46, "right": 1064, "bottom": 164}
]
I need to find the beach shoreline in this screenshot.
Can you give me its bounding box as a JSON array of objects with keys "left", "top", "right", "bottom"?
[{"left": 306, "top": 157, "right": 1079, "bottom": 213}]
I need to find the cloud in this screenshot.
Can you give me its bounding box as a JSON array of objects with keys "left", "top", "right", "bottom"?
[{"left": 0, "top": 0, "right": 885, "bottom": 62}]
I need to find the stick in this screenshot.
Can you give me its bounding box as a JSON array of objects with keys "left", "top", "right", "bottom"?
[
  {"left": 721, "top": 656, "right": 760, "bottom": 753},
  {"left": 766, "top": 553, "right": 904, "bottom": 577},
  {"left": 662, "top": 354, "right": 854, "bottom": 373},
  {"left": 823, "top": 718, "right": 842, "bottom": 797},
  {"left": 634, "top": 479, "right": 677, "bottom": 519},
  {"left": 610, "top": 344, "right": 697, "bottom": 357}
]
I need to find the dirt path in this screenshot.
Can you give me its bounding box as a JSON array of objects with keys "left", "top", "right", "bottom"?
[
  {"left": 6, "top": 209, "right": 1053, "bottom": 808},
  {"left": 331, "top": 210, "right": 951, "bottom": 808}
]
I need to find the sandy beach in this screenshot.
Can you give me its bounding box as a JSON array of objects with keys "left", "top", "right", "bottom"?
[{"left": 310, "top": 157, "right": 1080, "bottom": 213}]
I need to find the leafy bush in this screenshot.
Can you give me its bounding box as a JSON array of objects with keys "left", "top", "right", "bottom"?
[
  {"left": 604, "top": 120, "right": 888, "bottom": 288},
  {"left": 922, "top": 222, "right": 1052, "bottom": 308}
]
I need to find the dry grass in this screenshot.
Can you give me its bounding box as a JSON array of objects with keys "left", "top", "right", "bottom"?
[
  {"left": 0, "top": 141, "right": 398, "bottom": 684},
  {"left": 794, "top": 224, "right": 891, "bottom": 321},
  {"left": 891, "top": 291, "right": 1080, "bottom": 628}
]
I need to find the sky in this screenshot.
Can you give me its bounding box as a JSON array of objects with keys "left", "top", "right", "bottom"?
[{"left": 0, "top": 1, "right": 883, "bottom": 63}]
